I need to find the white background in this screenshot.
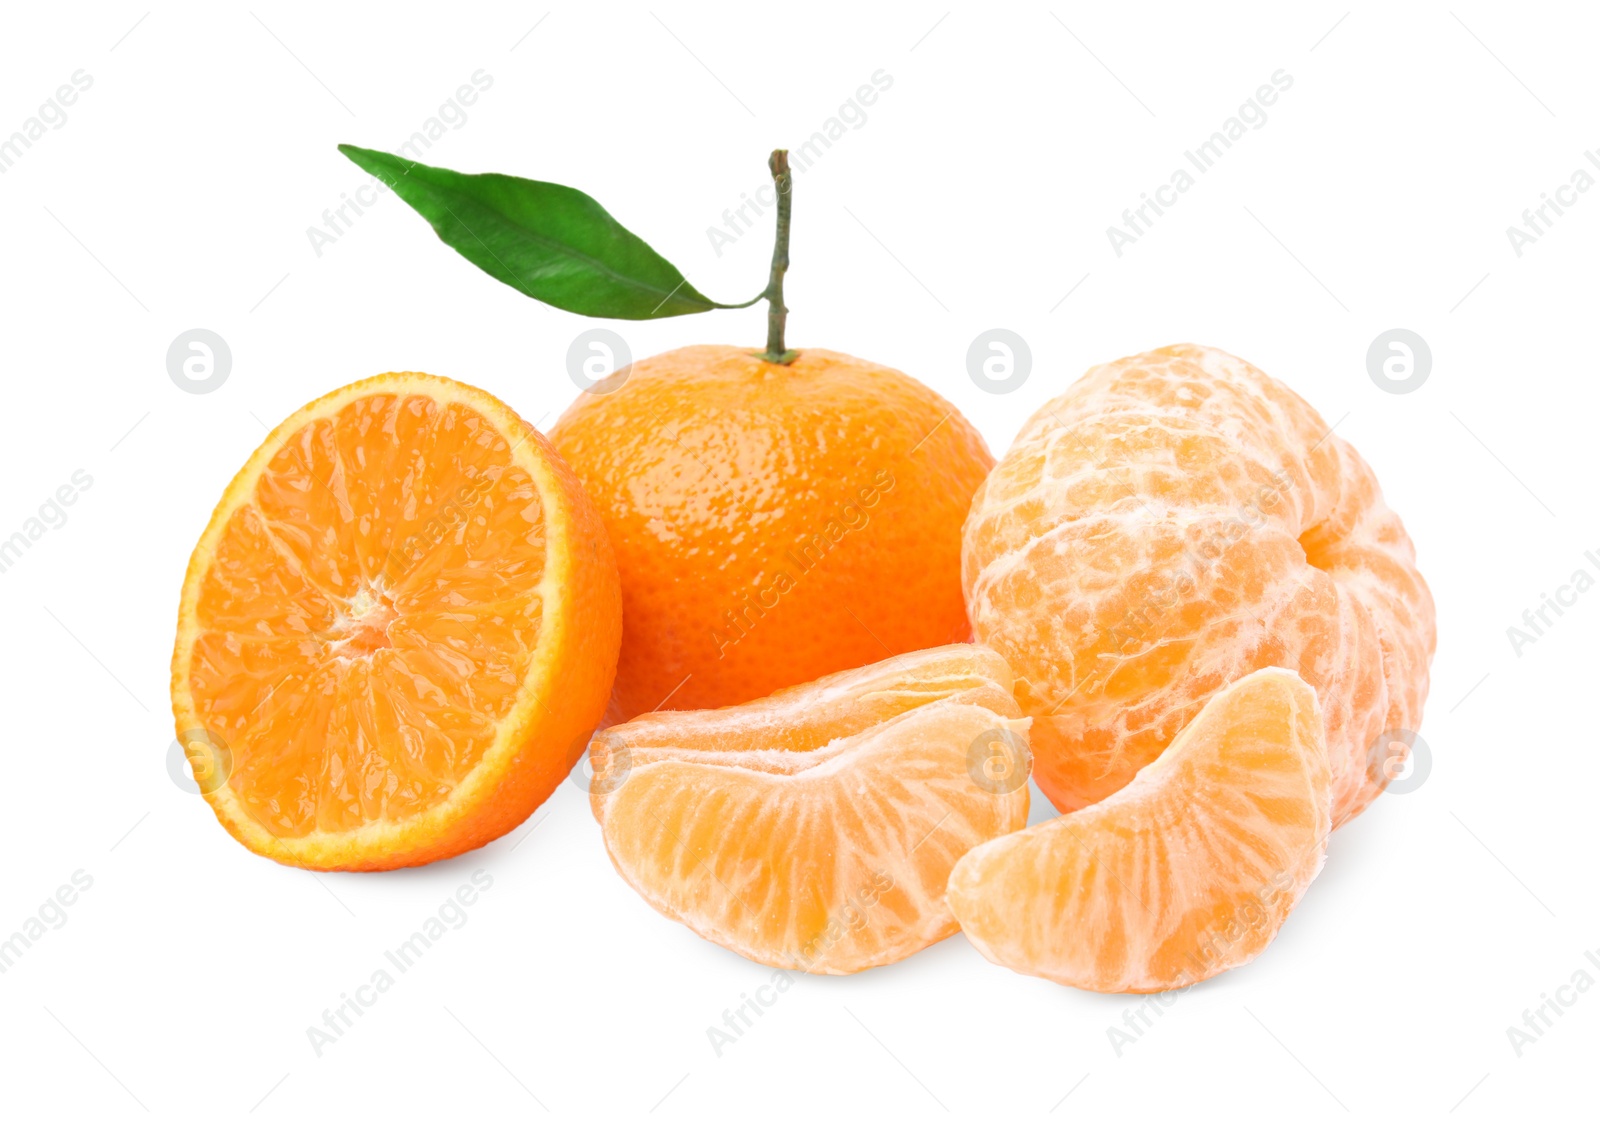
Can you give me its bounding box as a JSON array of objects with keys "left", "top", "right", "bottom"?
[{"left": 1, "top": 2, "right": 1594, "bottom": 1120}]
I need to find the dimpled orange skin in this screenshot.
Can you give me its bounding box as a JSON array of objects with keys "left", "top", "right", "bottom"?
[
  {"left": 962, "top": 344, "right": 1436, "bottom": 827},
  {"left": 551, "top": 345, "right": 994, "bottom": 720}
]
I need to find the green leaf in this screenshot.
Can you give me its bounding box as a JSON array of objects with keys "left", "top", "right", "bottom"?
[{"left": 338, "top": 144, "right": 751, "bottom": 320}]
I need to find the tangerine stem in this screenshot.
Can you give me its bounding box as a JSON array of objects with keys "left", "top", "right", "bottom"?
[{"left": 759, "top": 149, "right": 798, "bottom": 364}]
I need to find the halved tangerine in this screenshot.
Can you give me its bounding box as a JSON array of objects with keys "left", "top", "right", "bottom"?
[
  {"left": 170, "top": 373, "right": 621, "bottom": 870},
  {"left": 947, "top": 667, "right": 1330, "bottom": 993},
  {"left": 588, "top": 645, "right": 1030, "bottom": 973}
]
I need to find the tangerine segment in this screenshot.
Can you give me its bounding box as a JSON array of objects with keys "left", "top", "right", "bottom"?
[
  {"left": 590, "top": 645, "right": 1030, "bottom": 974},
  {"left": 961, "top": 344, "right": 1435, "bottom": 826},
  {"left": 947, "top": 668, "right": 1330, "bottom": 994},
  {"left": 171, "top": 373, "right": 621, "bottom": 871}
]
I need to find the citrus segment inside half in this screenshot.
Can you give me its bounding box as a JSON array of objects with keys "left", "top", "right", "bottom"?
[{"left": 171, "top": 373, "right": 621, "bottom": 870}]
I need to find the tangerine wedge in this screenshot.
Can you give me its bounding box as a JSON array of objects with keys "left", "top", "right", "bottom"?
[
  {"left": 170, "top": 373, "right": 621, "bottom": 870},
  {"left": 947, "top": 667, "right": 1330, "bottom": 993},
  {"left": 588, "top": 645, "right": 1030, "bottom": 973}
]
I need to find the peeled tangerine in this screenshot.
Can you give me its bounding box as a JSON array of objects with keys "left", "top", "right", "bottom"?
[
  {"left": 588, "top": 645, "right": 1030, "bottom": 974},
  {"left": 962, "top": 344, "right": 1436, "bottom": 826},
  {"left": 948, "top": 667, "right": 1331, "bottom": 993}
]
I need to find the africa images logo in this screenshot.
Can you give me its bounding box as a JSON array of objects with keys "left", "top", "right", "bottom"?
[{"left": 1105, "top": 70, "right": 1294, "bottom": 256}]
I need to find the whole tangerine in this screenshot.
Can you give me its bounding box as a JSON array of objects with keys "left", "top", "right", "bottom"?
[{"left": 552, "top": 344, "right": 993, "bottom": 720}]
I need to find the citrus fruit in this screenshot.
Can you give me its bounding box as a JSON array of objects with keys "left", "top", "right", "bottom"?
[
  {"left": 948, "top": 667, "right": 1330, "bottom": 993},
  {"left": 587, "top": 644, "right": 1030, "bottom": 973},
  {"left": 962, "top": 343, "right": 1435, "bottom": 826},
  {"left": 170, "top": 373, "right": 621, "bottom": 871},
  {"left": 550, "top": 345, "right": 994, "bottom": 721}
]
